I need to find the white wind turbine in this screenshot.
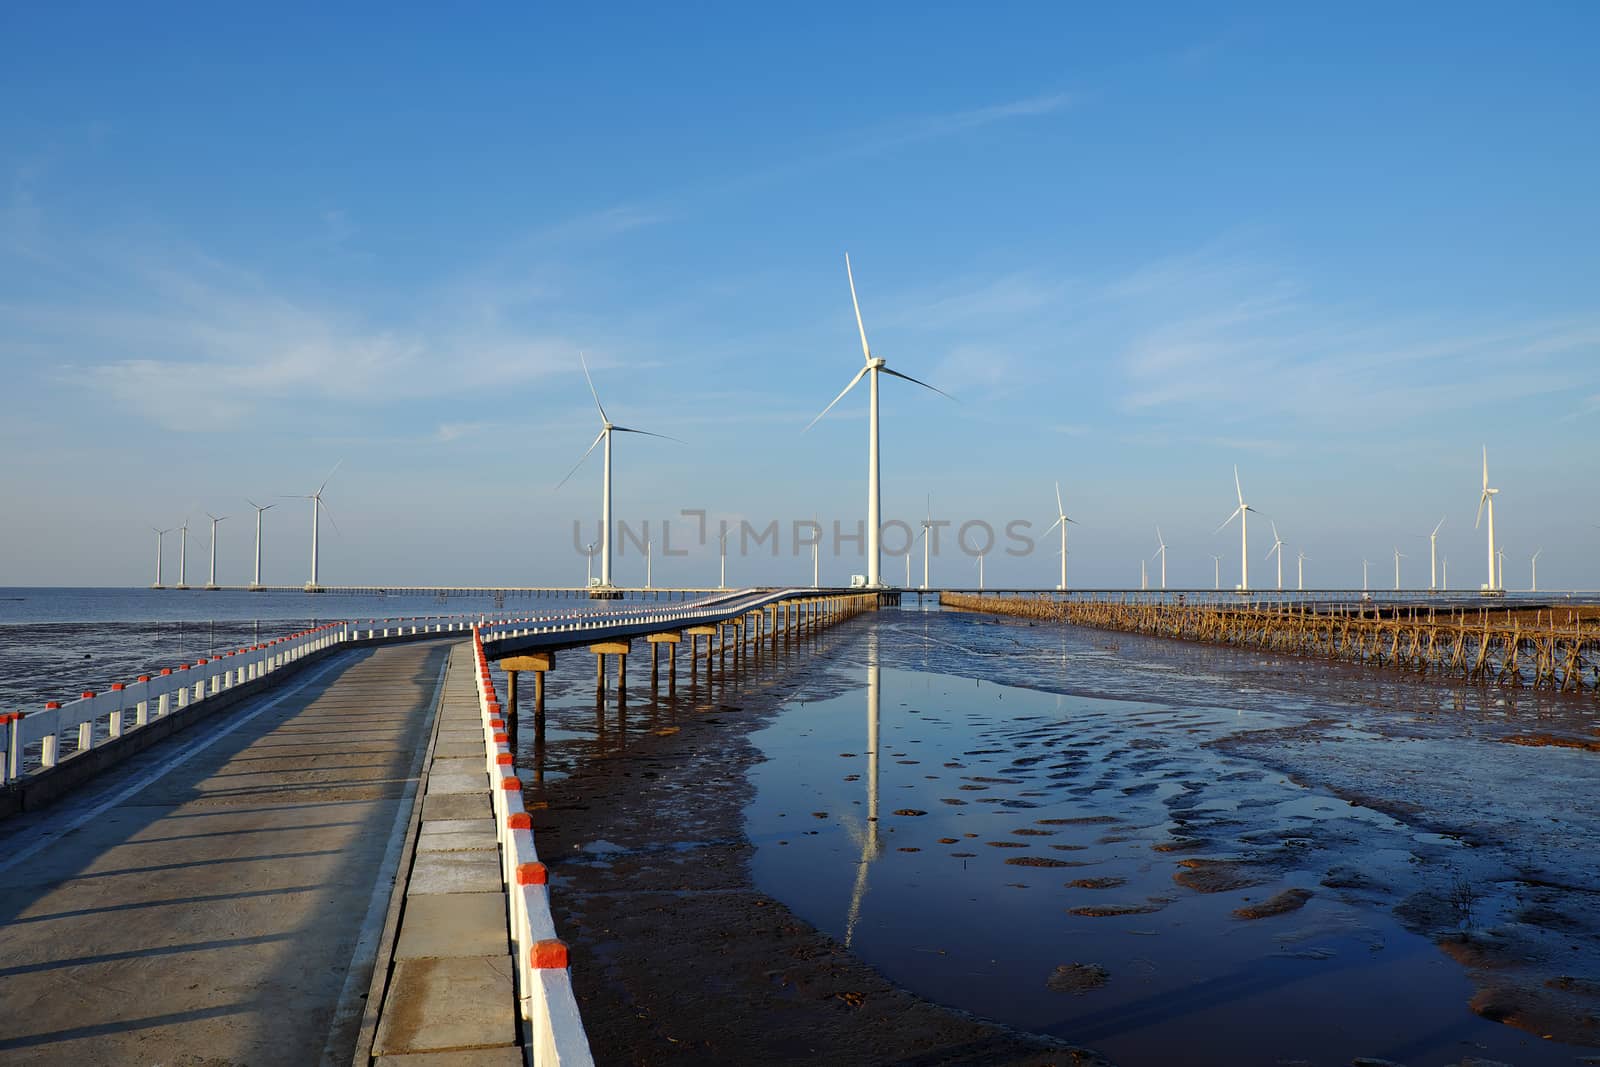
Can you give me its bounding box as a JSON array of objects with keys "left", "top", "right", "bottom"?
[
  {"left": 1297, "top": 551, "right": 1307, "bottom": 591},
  {"left": 557, "top": 356, "right": 678, "bottom": 594},
  {"left": 151, "top": 527, "right": 172, "bottom": 589},
  {"left": 1043, "top": 483, "right": 1078, "bottom": 591},
  {"left": 1362, "top": 558, "right": 1370, "bottom": 592},
  {"left": 719, "top": 527, "right": 728, "bottom": 590},
  {"left": 645, "top": 537, "right": 653, "bottom": 589},
  {"left": 247, "top": 500, "right": 274, "bottom": 590},
  {"left": 1210, "top": 554, "right": 1221, "bottom": 591},
  {"left": 805, "top": 254, "right": 952, "bottom": 588},
  {"left": 1475, "top": 445, "right": 1501, "bottom": 593},
  {"left": 205, "top": 512, "right": 228, "bottom": 590},
  {"left": 917, "top": 495, "right": 932, "bottom": 591},
  {"left": 1152, "top": 527, "right": 1168, "bottom": 590},
  {"left": 1393, "top": 546, "right": 1405, "bottom": 591},
  {"left": 1140, "top": 559, "right": 1148, "bottom": 591},
  {"left": 1264, "top": 520, "right": 1286, "bottom": 591},
  {"left": 1442, "top": 556, "right": 1449, "bottom": 591},
  {"left": 1530, "top": 548, "right": 1541, "bottom": 592},
  {"left": 1496, "top": 549, "right": 1506, "bottom": 591},
  {"left": 1428, "top": 516, "right": 1446, "bottom": 592},
  {"left": 1216, "top": 466, "right": 1256, "bottom": 592},
  {"left": 976, "top": 553, "right": 985, "bottom": 592},
  {"left": 285, "top": 461, "right": 341, "bottom": 592},
  {"left": 176, "top": 518, "right": 190, "bottom": 589}
]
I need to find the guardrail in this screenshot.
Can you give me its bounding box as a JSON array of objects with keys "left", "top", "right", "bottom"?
[
  {"left": 0, "top": 616, "right": 480, "bottom": 788},
  {"left": 472, "top": 627, "right": 594, "bottom": 1066}
]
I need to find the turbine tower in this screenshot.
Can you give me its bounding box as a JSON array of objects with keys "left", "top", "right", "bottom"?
[
  {"left": 1216, "top": 466, "right": 1255, "bottom": 592},
  {"left": 247, "top": 500, "right": 274, "bottom": 591},
  {"left": 1428, "top": 516, "right": 1446, "bottom": 592},
  {"left": 806, "top": 254, "right": 951, "bottom": 588},
  {"left": 1530, "top": 548, "right": 1541, "bottom": 592},
  {"left": 1044, "top": 483, "right": 1077, "bottom": 591},
  {"left": 557, "top": 356, "right": 677, "bottom": 597},
  {"left": 1475, "top": 446, "right": 1500, "bottom": 593},
  {"left": 1362, "top": 558, "right": 1370, "bottom": 592},
  {"left": 1265, "top": 520, "right": 1286, "bottom": 591},
  {"left": 205, "top": 512, "right": 227, "bottom": 591},
  {"left": 1393, "top": 546, "right": 1405, "bottom": 591},
  {"left": 1297, "top": 551, "right": 1307, "bottom": 591},
  {"left": 1210, "top": 554, "right": 1221, "bottom": 591},
  {"left": 1153, "top": 527, "right": 1168, "bottom": 590},
  {"left": 287, "top": 461, "right": 341, "bottom": 593},
  {"left": 176, "top": 519, "right": 190, "bottom": 590},
  {"left": 151, "top": 527, "right": 171, "bottom": 589},
  {"left": 918, "top": 495, "right": 932, "bottom": 591}
]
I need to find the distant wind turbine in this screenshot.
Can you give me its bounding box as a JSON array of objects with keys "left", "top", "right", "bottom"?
[
  {"left": 1140, "top": 558, "right": 1148, "bottom": 591},
  {"left": 1393, "top": 546, "right": 1405, "bottom": 591},
  {"left": 176, "top": 518, "right": 190, "bottom": 590},
  {"left": 1153, "top": 527, "right": 1168, "bottom": 590},
  {"left": 916, "top": 495, "right": 932, "bottom": 591},
  {"left": 247, "top": 500, "right": 274, "bottom": 591},
  {"left": 645, "top": 536, "right": 653, "bottom": 589},
  {"left": 1442, "top": 556, "right": 1448, "bottom": 591},
  {"left": 1044, "top": 483, "right": 1077, "bottom": 591},
  {"left": 1210, "top": 554, "right": 1221, "bottom": 591},
  {"left": 1476, "top": 446, "right": 1501, "bottom": 593},
  {"left": 1297, "top": 551, "right": 1307, "bottom": 591},
  {"left": 1216, "top": 466, "right": 1255, "bottom": 592},
  {"left": 719, "top": 527, "right": 728, "bottom": 590},
  {"left": 1496, "top": 548, "right": 1506, "bottom": 591},
  {"left": 1428, "top": 516, "right": 1446, "bottom": 592},
  {"left": 1530, "top": 548, "right": 1541, "bottom": 593},
  {"left": 556, "top": 355, "right": 678, "bottom": 593},
  {"left": 1362, "top": 558, "right": 1370, "bottom": 593},
  {"left": 151, "top": 527, "right": 171, "bottom": 589},
  {"left": 205, "top": 512, "right": 228, "bottom": 591},
  {"left": 976, "top": 553, "right": 985, "bottom": 592},
  {"left": 813, "top": 514, "right": 820, "bottom": 588},
  {"left": 1264, "top": 520, "right": 1286, "bottom": 591},
  {"left": 284, "top": 461, "right": 341, "bottom": 592},
  {"left": 805, "top": 254, "right": 953, "bottom": 588}
]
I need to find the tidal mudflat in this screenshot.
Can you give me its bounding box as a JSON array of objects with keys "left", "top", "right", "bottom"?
[{"left": 522, "top": 604, "right": 1599, "bottom": 1065}]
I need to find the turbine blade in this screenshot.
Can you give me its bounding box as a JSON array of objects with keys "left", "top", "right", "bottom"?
[
  {"left": 803, "top": 366, "right": 871, "bottom": 433},
  {"left": 845, "top": 253, "right": 871, "bottom": 363},
  {"left": 1475, "top": 491, "right": 1486, "bottom": 529},
  {"left": 1270, "top": 519, "right": 1280, "bottom": 542},
  {"left": 1055, "top": 481, "right": 1063, "bottom": 515},
  {"left": 320, "top": 501, "right": 342, "bottom": 537},
  {"left": 1433, "top": 515, "right": 1446, "bottom": 536},
  {"left": 611, "top": 425, "right": 686, "bottom": 444},
  {"left": 1215, "top": 506, "right": 1243, "bottom": 534},
  {"left": 316, "top": 458, "right": 343, "bottom": 496},
  {"left": 1482, "top": 445, "right": 1488, "bottom": 491},
  {"left": 1234, "top": 465, "right": 1244, "bottom": 506},
  {"left": 1044, "top": 516, "right": 1063, "bottom": 534},
  {"left": 580, "top": 352, "right": 609, "bottom": 424},
  {"left": 879, "top": 365, "right": 955, "bottom": 402},
  {"left": 555, "top": 429, "right": 608, "bottom": 490}
]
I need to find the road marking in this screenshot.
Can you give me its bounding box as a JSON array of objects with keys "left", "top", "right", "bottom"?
[{"left": 0, "top": 652, "right": 354, "bottom": 876}]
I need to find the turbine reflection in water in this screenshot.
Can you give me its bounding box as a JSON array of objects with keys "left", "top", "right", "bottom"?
[{"left": 843, "top": 627, "right": 881, "bottom": 947}]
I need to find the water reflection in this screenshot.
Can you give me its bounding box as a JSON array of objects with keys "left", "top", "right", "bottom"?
[{"left": 843, "top": 628, "right": 881, "bottom": 947}]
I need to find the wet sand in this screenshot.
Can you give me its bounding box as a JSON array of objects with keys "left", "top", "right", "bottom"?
[{"left": 513, "top": 605, "right": 1599, "bottom": 1065}]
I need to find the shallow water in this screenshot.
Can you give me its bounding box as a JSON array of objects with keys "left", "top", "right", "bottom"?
[{"left": 745, "top": 607, "right": 1597, "bottom": 1065}]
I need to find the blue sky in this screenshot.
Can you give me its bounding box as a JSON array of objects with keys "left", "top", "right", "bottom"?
[{"left": 3, "top": 4, "right": 1597, "bottom": 590}]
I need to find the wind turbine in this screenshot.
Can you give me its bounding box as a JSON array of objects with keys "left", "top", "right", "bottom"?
[
  {"left": 205, "top": 512, "right": 228, "bottom": 590},
  {"left": 1152, "top": 527, "right": 1168, "bottom": 590},
  {"left": 1530, "top": 548, "right": 1541, "bottom": 593},
  {"left": 918, "top": 495, "right": 932, "bottom": 591},
  {"left": 645, "top": 537, "right": 653, "bottom": 589},
  {"left": 174, "top": 518, "right": 191, "bottom": 589},
  {"left": 1442, "top": 556, "right": 1449, "bottom": 591},
  {"left": 805, "top": 254, "right": 952, "bottom": 588},
  {"left": 557, "top": 355, "right": 678, "bottom": 595},
  {"left": 1362, "top": 558, "right": 1370, "bottom": 592},
  {"left": 284, "top": 460, "right": 341, "bottom": 592},
  {"left": 1393, "top": 546, "right": 1406, "bottom": 591},
  {"left": 1496, "top": 549, "right": 1506, "bottom": 591},
  {"left": 719, "top": 527, "right": 728, "bottom": 590},
  {"left": 585, "top": 543, "right": 594, "bottom": 587},
  {"left": 1428, "top": 516, "right": 1446, "bottom": 592},
  {"left": 1264, "top": 520, "right": 1286, "bottom": 591},
  {"left": 151, "top": 527, "right": 171, "bottom": 589},
  {"left": 1210, "top": 554, "right": 1221, "bottom": 591},
  {"left": 1216, "top": 466, "right": 1255, "bottom": 592},
  {"left": 1475, "top": 446, "right": 1500, "bottom": 593},
  {"left": 1297, "top": 551, "right": 1307, "bottom": 591},
  {"left": 1044, "top": 483, "right": 1077, "bottom": 591},
  {"left": 1140, "top": 558, "right": 1148, "bottom": 591},
  {"left": 247, "top": 500, "right": 274, "bottom": 590},
  {"left": 976, "top": 553, "right": 985, "bottom": 592}
]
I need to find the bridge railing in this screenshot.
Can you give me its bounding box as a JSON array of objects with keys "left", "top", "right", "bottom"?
[
  {"left": 1, "top": 615, "right": 480, "bottom": 787},
  {"left": 472, "top": 627, "right": 594, "bottom": 1066}
]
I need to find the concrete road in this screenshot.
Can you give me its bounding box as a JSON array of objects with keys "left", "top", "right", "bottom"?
[{"left": 0, "top": 640, "right": 453, "bottom": 1066}]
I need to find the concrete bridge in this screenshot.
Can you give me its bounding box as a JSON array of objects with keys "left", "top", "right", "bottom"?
[{"left": 0, "top": 588, "right": 884, "bottom": 1065}]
